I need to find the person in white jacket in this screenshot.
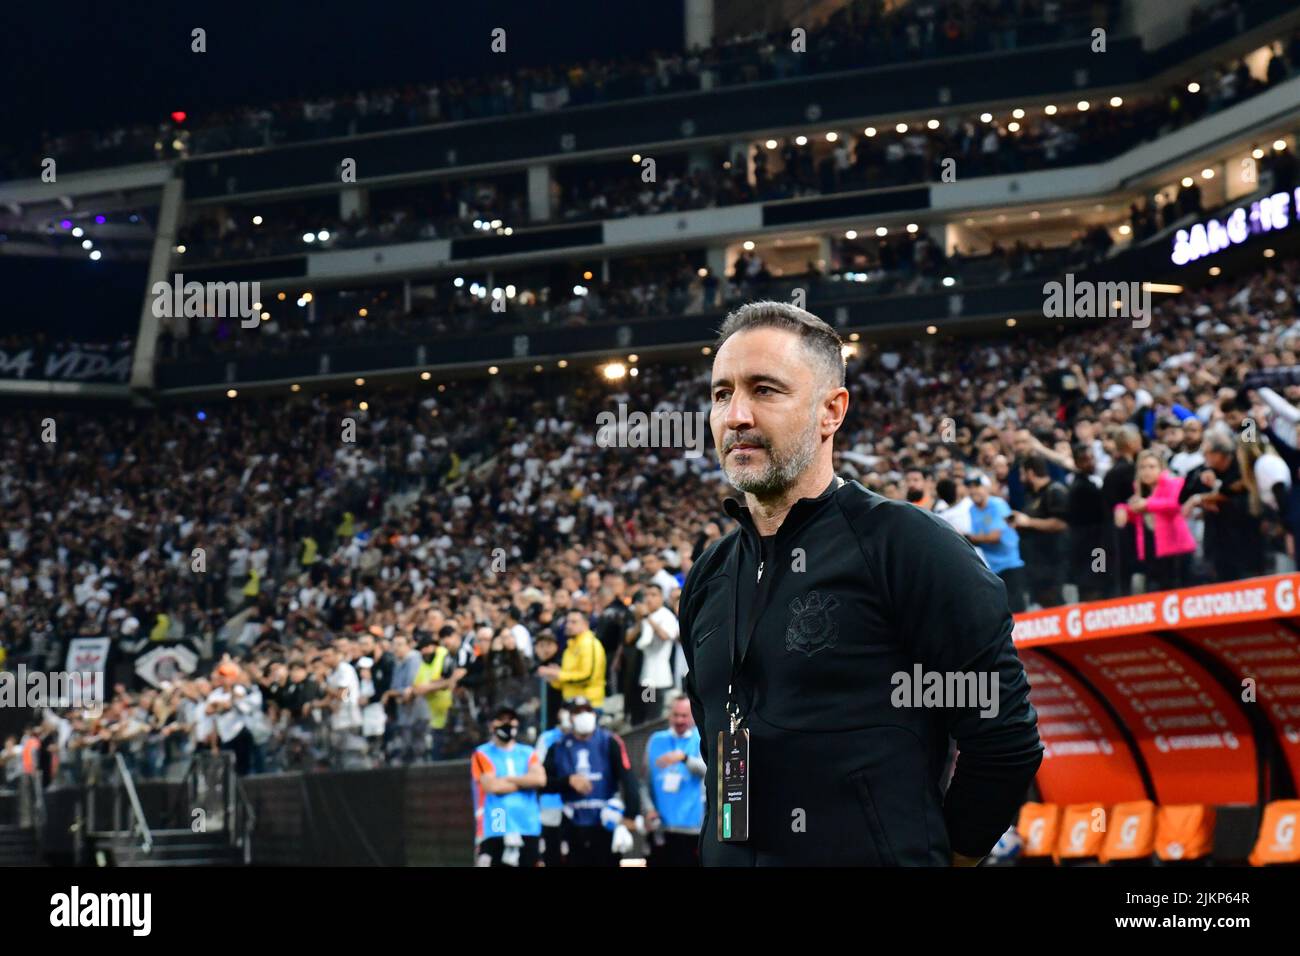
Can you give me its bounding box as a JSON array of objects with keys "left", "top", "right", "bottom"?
[{"left": 635, "top": 584, "right": 680, "bottom": 723}]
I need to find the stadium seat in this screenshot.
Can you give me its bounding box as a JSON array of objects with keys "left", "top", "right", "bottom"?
[
  {"left": 1015, "top": 802, "right": 1060, "bottom": 860},
  {"left": 1153, "top": 804, "right": 1215, "bottom": 863},
  {"left": 1098, "top": 800, "right": 1156, "bottom": 863},
  {"left": 1055, "top": 803, "right": 1107, "bottom": 863},
  {"left": 1248, "top": 800, "right": 1300, "bottom": 865}
]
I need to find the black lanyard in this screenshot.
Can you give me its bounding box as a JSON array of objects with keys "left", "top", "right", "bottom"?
[{"left": 725, "top": 531, "right": 776, "bottom": 733}]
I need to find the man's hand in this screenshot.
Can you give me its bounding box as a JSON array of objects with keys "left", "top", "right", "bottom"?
[
  {"left": 655, "top": 751, "right": 686, "bottom": 769},
  {"left": 951, "top": 852, "right": 984, "bottom": 867},
  {"left": 568, "top": 773, "right": 594, "bottom": 795}
]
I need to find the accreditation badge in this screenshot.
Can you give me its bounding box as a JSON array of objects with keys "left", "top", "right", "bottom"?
[{"left": 716, "top": 727, "right": 750, "bottom": 842}]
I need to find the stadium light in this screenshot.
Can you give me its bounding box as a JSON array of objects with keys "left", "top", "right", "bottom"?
[
  {"left": 1030, "top": 210, "right": 1040, "bottom": 219},
  {"left": 252, "top": 301, "right": 261, "bottom": 310},
  {"left": 277, "top": 292, "right": 286, "bottom": 301},
  {"left": 875, "top": 226, "right": 887, "bottom": 237},
  {"left": 894, "top": 123, "right": 907, "bottom": 133},
  {"left": 260, "top": 312, "right": 269, "bottom": 321},
  {"left": 1187, "top": 82, "right": 1200, "bottom": 93},
  {"left": 1274, "top": 139, "right": 1288, "bottom": 151},
  {"left": 701, "top": 346, "right": 711, "bottom": 355},
  {"left": 72, "top": 227, "right": 84, "bottom": 237},
  {"left": 81, "top": 239, "right": 92, "bottom": 250},
  {"left": 743, "top": 240, "right": 755, "bottom": 250},
  {"left": 1109, "top": 96, "right": 1123, "bottom": 107},
  {"left": 1252, "top": 147, "right": 1265, "bottom": 159},
  {"left": 533, "top": 365, "right": 543, "bottom": 372},
  {"left": 603, "top": 363, "right": 626, "bottom": 380},
  {"left": 1181, "top": 176, "right": 1194, "bottom": 187},
  {"left": 1265, "top": 248, "right": 1276, "bottom": 258},
  {"left": 317, "top": 230, "right": 330, "bottom": 241},
  {"left": 627, "top": 354, "right": 638, "bottom": 363},
  {"left": 942, "top": 276, "right": 956, "bottom": 287},
  {"left": 291, "top": 384, "right": 301, "bottom": 392},
  {"left": 629, "top": 367, "right": 639, "bottom": 377},
  {"left": 926, "top": 119, "right": 939, "bottom": 130},
  {"left": 489, "top": 366, "right": 500, "bottom": 375},
  {"left": 844, "top": 230, "right": 857, "bottom": 240},
  {"left": 252, "top": 215, "right": 263, "bottom": 225},
  {"left": 1007, "top": 122, "right": 1020, "bottom": 132},
  {"left": 926, "top": 325, "right": 938, "bottom": 335},
  {"left": 226, "top": 389, "right": 237, "bottom": 398},
  {"left": 453, "top": 277, "right": 464, "bottom": 287},
  {"left": 864, "top": 127, "right": 876, "bottom": 137},
  {"left": 632, "top": 153, "right": 641, "bottom": 163},
  {"left": 175, "top": 244, "right": 186, "bottom": 254},
  {"left": 302, "top": 292, "right": 313, "bottom": 303},
  {"left": 95, "top": 215, "right": 106, "bottom": 224},
  {"left": 504, "top": 227, "right": 513, "bottom": 235},
  {"left": 303, "top": 233, "right": 315, "bottom": 243},
  {"left": 89, "top": 250, "right": 102, "bottom": 261},
  {"left": 849, "top": 332, "right": 860, "bottom": 342},
  {"left": 355, "top": 378, "right": 365, "bottom": 386},
  {"left": 1119, "top": 224, "right": 1132, "bottom": 235},
  {"left": 697, "top": 267, "right": 708, "bottom": 277},
  {"left": 1012, "top": 108, "right": 1025, "bottom": 119},
  {"left": 557, "top": 360, "right": 568, "bottom": 368},
  {"left": 359, "top": 402, "right": 369, "bottom": 411},
  {"left": 795, "top": 135, "right": 808, "bottom": 146},
  {"left": 1208, "top": 266, "right": 1221, "bottom": 276},
  {"left": 506, "top": 285, "right": 517, "bottom": 298},
  {"left": 583, "top": 270, "right": 593, "bottom": 280},
  {"left": 906, "top": 223, "right": 918, "bottom": 233},
  {"left": 1044, "top": 104, "right": 1057, "bottom": 115},
  {"left": 490, "top": 219, "right": 502, "bottom": 229},
  {"left": 979, "top": 113, "right": 992, "bottom": 123},
  {"left": 1006, "top": 318, "right": 1017, "bottom": 327},
  {"left": 765, "top": 139, "right": 778, "bottom": 149},
  {"left": 826, "top": 131, "right": 838, "bottom": 142},
  {"left": 1076, "top": 100, "right": 1090, "bottom": 111},
  {"left": 1201, "top": 168, "right": 1214, "bottom": 179},
  {"left": 420, "top": 372, "right": 431, "bottom": 381}
]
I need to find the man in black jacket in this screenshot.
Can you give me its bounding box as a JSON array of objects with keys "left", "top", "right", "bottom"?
[{"left": 680, "top": 301, "right": 1042, "bottom": 866}]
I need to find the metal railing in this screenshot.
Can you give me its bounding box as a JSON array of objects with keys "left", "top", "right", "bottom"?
[{"left": 112, "top": 753, "right": 153, "bottom": 856}]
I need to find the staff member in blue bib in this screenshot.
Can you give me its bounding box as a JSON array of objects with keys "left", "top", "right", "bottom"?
[
  {"left": 534, "top": 704, "right": 571, "bottom": 867},
  {"left": 542, "top": 696, "right": 642, "bottom": 866},
  {"left": 643, "top": 692, "right": 705, "bottom": 866},
  {"left": 471, "top": 705, "right": 547, "bottom": 867}
]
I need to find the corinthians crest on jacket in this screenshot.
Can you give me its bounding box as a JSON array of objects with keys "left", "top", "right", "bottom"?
[{"left": 786, "top": 591, "right": 840, "bottom": 656}]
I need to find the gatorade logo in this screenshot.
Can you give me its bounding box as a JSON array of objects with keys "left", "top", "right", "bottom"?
[
  {"left": 1070, "top": 820, "right": 1087, "bottom": 849},
  {"left": 1278, "top": 579, "right": 1296, "bottom": 614},
  {"left": 1028, "top": 818, "right": 1045, "bottom": 849},
  {"left": 1066, "top": 608, "right": 1082, "bottom": 638},
  {"left": 1273, "top": 814, "right": 1295, "bottom": 851},
  {"left": 1120, "top": 816, "right": 1138, "bottom": 847},
  {"left": 1162, "top": 593, "right": 1180, "bottom": 625}
]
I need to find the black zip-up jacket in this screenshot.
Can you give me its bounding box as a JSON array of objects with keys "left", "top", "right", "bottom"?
[{"left": 680, "top": 476, "right": 1042, "bottom": 866}]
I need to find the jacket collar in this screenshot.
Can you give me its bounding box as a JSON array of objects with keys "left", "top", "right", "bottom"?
[{"left": 722, "top": 474, "right": 844, "bottom": 540}]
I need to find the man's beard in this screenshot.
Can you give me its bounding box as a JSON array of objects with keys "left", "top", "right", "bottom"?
[{"left": 721, "top": 411, "right": 819, "bottom": 498}]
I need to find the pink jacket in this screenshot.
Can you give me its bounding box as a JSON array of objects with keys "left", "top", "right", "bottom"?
[{"left": 1115, "top": 472, "right": 1197, "bottom": 561}]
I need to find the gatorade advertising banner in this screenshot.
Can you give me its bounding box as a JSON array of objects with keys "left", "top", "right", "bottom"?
[
  {"left": 1178, "top": 622, "right": 1300, "bottom": 788},
  {"left": 1052, "top": 635, "right": 1257, "bottom": 805},
  {"left": 1012, "top": 573, "right": 1300, "bottom": 648},
  {"left": 1021, "top": 649, "right": 1147, "bottom": 806}
]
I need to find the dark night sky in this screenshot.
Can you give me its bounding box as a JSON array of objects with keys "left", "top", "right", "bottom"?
[{"left": 2, "top": 0, "right": 684, "bottom": 138}]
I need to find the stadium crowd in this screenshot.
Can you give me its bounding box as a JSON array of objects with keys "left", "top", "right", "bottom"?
[
  {"left": 172, "top": 34, "right": 1300, "bottom": 269},
  {"left": 1, "top": 0, "right": 1122, "bottom": 179},
  {"left": 5, "top": 256, "right": 1300, "bottom": 785}
]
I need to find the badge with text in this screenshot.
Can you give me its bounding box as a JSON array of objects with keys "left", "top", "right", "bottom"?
[{"left": 716, "top": 727, "right": 750, "bottom": 842}]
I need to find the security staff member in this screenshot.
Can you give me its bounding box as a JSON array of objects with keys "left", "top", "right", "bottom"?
[{"left": 681, "top": 301, "right": 1043, "bottom": 866}]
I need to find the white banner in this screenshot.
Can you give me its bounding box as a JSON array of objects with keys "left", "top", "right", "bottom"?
[{"left": 64, "top": 637, "right": 112, "bottom": 703}]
